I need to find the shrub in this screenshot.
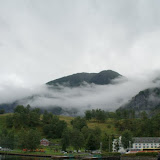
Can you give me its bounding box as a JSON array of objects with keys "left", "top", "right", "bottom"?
[
  {"left": 136, "top": 152, "right": 158, "bottom": 157},
  {"left": 102, "top": 152, "right": 121, "bottom": 157}
]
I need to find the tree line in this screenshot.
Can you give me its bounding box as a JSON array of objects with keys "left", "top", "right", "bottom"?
[
  {"left": 0, "top": 105, "right": 112, "bottom": 152},
  {"left": 1, "top": 105, "right": 67, "bottom": 150},
  {"left": 0, "top": 105, "right": 160, "bottom": 152}
]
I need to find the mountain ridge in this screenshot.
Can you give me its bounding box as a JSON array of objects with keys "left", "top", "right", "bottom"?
[
  {"left": 1, "top": 70, "right": 160, "bottom": 116},
  {"left": 118, "top": 87, "right": 160, "bottom": 115},
  {"left": 46, "top": 70, "right": 122, "bottom": 87},
  {"left": 0, "top": 70, "right": 123, "bottom": 114}
]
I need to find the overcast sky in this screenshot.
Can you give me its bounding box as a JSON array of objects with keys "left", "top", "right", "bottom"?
[
  {"left": 1, "top": 0, "right": 160, "bottom": 112},
  {"left": 1, "top": 0, "right": 160, "bottom": 87}
]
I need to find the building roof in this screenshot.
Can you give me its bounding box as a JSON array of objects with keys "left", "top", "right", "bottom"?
[
  {"left": 40, "top": 138, "right": 49, "bottom": 142},
  {"left": 133, "top": 137, "right": 160, "bottom": 143}
]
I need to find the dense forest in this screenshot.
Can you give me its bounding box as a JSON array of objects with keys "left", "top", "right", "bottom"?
[{"left": 0, "top": 105, "right": 160, "bottom": 152}]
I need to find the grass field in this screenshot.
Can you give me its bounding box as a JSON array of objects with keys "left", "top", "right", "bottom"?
[
  {"left": 59, "top": 115, "right": 119, "bottom": 135},
  {"left": 59, "top": 115, "right": 74, "bottom": 128},
  {"left": 0, "top": 114, "right": 7, "bottom": 130}
]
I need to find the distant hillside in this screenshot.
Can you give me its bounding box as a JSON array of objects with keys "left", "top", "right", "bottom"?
[
  {"left": 0, "top": 102, "right": 18, "bottom": 113},
  {"left": 0, "top": 99, "right": 75, "bottom": 115},
  {"left": 119, "top": 87, "right": 160, "bottom": 114},
  {"left": 46, "top": 70, "right": 122, "bottom": 87}
]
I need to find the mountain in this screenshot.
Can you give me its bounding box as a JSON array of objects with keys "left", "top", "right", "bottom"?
[
  {"left": 46, "top": 70, "right": 122, "bottom": 87},
  {"left": 89, "top": 70, "right": 122, "bottom": 85},
  {"left": 0, "top": 102, "right": 18, "bottom": 113},
  {"left": 118, "top": 87, "right": 160, "bottom": 114},
  {"left": 0, "top": 70, "right": 122, "bottom": 114}
]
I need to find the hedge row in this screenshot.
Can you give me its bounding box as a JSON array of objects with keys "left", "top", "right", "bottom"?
[
  {"left": 123, "top": 152, "right": 158, "bottom": 157},
  {"left": 102, "top": 152, "right": 121, "bottom": 156}
]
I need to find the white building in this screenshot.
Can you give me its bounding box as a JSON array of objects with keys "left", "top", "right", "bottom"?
[
  {"left": 133, "top": 137, "right": 160, "bottom": 150},
  {"left": 112, "top": 136, "right": 126, "bottom": 153},
  {"left": 113, "top": 136, "right": 160, "bottom": 153}
]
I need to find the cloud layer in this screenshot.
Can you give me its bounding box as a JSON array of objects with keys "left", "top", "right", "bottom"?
[
  {"left": 1, "top": 1, "right": 160, "bottom": 114},
  {"left": 1, "top": 72, "right": 160, "bottom": 115},
  {"left": 1, "top": 1, "right": 160, "bottom": 86}
]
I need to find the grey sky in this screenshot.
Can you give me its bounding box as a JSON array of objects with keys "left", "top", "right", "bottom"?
[
  {"left": 1, "top": 0, "right": 160, "bottom": 111},
  {"left": 0, "top": 0, "right": 160, "bottom": 87}
]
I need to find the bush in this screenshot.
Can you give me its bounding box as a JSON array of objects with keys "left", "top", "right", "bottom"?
[
  {"left": 136, "top": 152, "right": 158, "bottom": 157},
  {"left": 107, "top": 124, "right": 111, "bottom": 129},
  {"left": 102, "top": 152, "right": 121, "bottom": 157},
  {"left": 123, "top": 152, "right": 158, "bottom": 157},
  {"left": 122, "top": 153, "right": 136, "bottom": 157},
  {"left": 0, "top": 109, "right": 5, "bottom": 114}
]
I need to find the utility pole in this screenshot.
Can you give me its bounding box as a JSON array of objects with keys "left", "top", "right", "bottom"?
[
  {"left": 100, "top": 142, "right": 102, "bottom": 153},
  {"left": 129, "top": 141, "right": 131, "bottom": 151},
  {"left": 109, "top": 135, "right": 110, "bottom": 152}
]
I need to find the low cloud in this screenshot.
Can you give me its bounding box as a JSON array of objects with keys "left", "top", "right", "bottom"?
[
  {"left": 0, "top": 71, "right": 160, "bottom": 115},
  {"left": 0, "top": 72, "right": 159, "bottom": 115}
]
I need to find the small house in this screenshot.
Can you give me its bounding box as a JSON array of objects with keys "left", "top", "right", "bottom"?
[{"left": 40, "top": 138, "right": 50, "bottom": 146}]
